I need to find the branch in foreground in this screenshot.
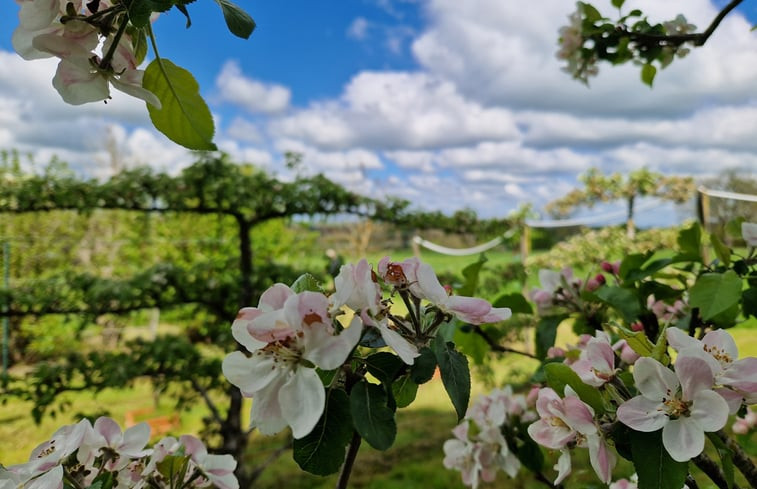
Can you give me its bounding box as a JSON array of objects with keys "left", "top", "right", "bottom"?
[
  {"left": 715, "top": 429, "right": 757, "bottom": 488},
  {"left": 693, "top": 452, "right": 742, "bottom": 489}
]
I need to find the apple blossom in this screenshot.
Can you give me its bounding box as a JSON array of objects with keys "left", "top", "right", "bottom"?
[
  {"left": 77, "top": 417, "right": 151, "bottom": 471},
  {"left": 667, "top": 327, "right": 757, "bottom": 412},
  {"left": 616, "top": 356, "right": 729, "bottom": 462},
  {"left": 571, "top": 331, "right": 617, "bottom": 387},
  {"left": 223, "top": 289, "right": 362, "bottom": 438}
]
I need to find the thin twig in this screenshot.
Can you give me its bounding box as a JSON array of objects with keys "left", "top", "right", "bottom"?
[
  {"left": 336, "top": 431, "right": 362, "bottom": 489},
  {"left": 693, "top": 452, "right": 742, "bottom": 489},
  {"left": 247, "top": 439, "right": 292, "bottom": 487},
  {"left": 472, "top": 325, "right": 538, "bottom": 359},
  {"left": 715, "top": 429, "right": 757, "bottom": 488},
  {"left": 189, "top": 378, "right": 224, "bottom": 427}
]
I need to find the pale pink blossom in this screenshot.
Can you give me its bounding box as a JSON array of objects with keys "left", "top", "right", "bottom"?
[
  {"left": 571, "top": 331, "right": 617, "bottom": 387},
  {"left": 613, "top": 339, "right": 640, "bottom": 365},
  {"left": 181, "top": 435, "right": 239, "bottom": 489},
  {"left": 731, "top": 409, "right": 756, "bottom": 435},
  {"left": 223, "top": 290, "right": 362, "bottom": 438},
  {"left": 667, "top": 327, "right": 757, "bottom": 412},
  {"left": 617, "top": 356, "right": 729, "bottom": 462},
  {"left": 330, "top": 258, "right": 382, "bottom": 315},
  {"left": 26, "top": 418, "right": 91, "bottom": 474},
  {"left": 77, "top": 417, "right": 151, "bottom": 471},
  {"left": 360, "top": 311, "right": 419, "bottom": 364},
  {"left": 378, "top": 257, "right": 510, "bottom": 324}
]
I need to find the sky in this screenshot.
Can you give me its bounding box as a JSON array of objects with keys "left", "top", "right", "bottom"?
[{"left": 2, "top": 0, "right": 757, "bottom": 227}]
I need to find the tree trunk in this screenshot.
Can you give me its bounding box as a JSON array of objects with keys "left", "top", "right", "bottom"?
[{"left": 626, "top": 195, "right": 636, "bottom": 239}]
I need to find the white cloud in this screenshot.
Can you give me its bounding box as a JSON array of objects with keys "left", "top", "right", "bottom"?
[
  {"left": 347, "top": 17, "right": 371, "bottom": 40},
  {"left": 215, "top": 60, "right": 291, "bottom": 114}
]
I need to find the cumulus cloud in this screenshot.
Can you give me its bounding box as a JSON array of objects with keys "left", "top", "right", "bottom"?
[{"left": 215, "top": 61, "right": 291, "bottom": 114}]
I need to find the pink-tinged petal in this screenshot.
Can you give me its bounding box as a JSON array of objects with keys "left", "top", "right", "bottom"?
[
  {"left": 553, "top": 450, "right": 571, "bottom": 485},
  {"left": 250, "top": 378, "right": 288, "bottom": 435},
  {"left": 331, "top": 259, "right": 381, "bottom": 314},
  {"left": 284, "top": 291, "right": 330, "bottom": 329},
  {"left": 248, "top": 309, "right": 295, "bottom": 343},
  {"left": 222, "top": 351, "right": 280, "bottom": 395},
  {"left": 588, "top": 435, "right": 616, "bottom": 484},
  {"left": 12, "top": 25, "right": 58, "bottom": 59},
  {"left": 675, "top": 355, "right": 714, "bottom": 401},
  {"left": 676, "top": 345, "right": 721, "bottom": 376},
  {"left": 279, "top": 367, "right": 325, "bottom": 439},
  {"left": 18, "top": 0, "right": 59, "bottom": 31},
  {"left": 616, "top": 396, "right": 668, "bottom": 432},
  {"left": 231, "top": 308, "right": 267, "bottom": 352},
  {"left": 94, "top": 417, "right": 122, "bottom": 446},
  {"left": 666, "top": 327, "right": 699, "bottom": 352},
  {"left": 562, "top": 395, "right": 596, "bottom": 434},
  {"left": 179, "top": 434, "right": 207, "bottom": 460},
  {"left": 633, "top": 357, "right": 678, "bottom": 401},
  {"left": 200, "top": 455, "right": 239, "bottom": 489},
  {"left": 445, "top": 295, "right": 511, "bottom": 324},
  {"left": 716, "top": 387, "right": 745, "bottom": 414},
  {"left": 742, "top": 222, "right": 757, "bottom": 247},
  {"left": 52, "top": 57, "right": 110, "bottom": 105},
  {"left": 451, "top": 420, "right": 469, "bottom": 441},
  {"left": 527, "top": 419, "right": 574, "bottom": 449},
  {"left": 303, "top": 317, "right": 362, "bottom": 370},
  {"left": 662, "top": 418, "right": 705, "bottom": 462},
  {"left": 120, "top": 422, "right": 150, "bottom": 456},
  {"left": 111, "top": 71, "right": 162, "bottom": 108},
  {"left": 259, "top": 283, "right": 293, "bottom": 311},
  {"left": 535, "top": 387, "right": 561, "bottom": 418},
  {"left": 412, "top": 262, "right": 449, "bottom": 303},
  {"left": 586, "top": 339, "right": 615, "bottom": 373},
  {"left": 32, "top": 31, "right": 92, "bottom": 58},
  {"left": 26, "top": 465, "right": 63, "bottom": 489},
  {"left": 572, "top": 358, "right": 604, "bottom": 387},
  {"left": 721, "top": 358, "right": 757, "bottom": 392},
  {"left": 689, "top": 389, "right": 728, "bottom": 432}
]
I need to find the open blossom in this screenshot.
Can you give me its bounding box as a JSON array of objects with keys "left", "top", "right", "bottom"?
[
  {"left": 617, "top": 356, "right": 728, "bottom": 462},
  {"left": 77, "top": 417, "right": 151, "bottom": 472},
  {"left": 667, "top": 327, "right": 757, "bottom": 412},
  {"left": 530, "top": 267, "right": 582, "bottom": 314},
  {"left": 223, "top": 287, "right": 362, "bottom": 438},
  {"left": 571, "top": 331, "right": 617, "bottom": 387},
  {"left": 443, "top": 421, "right": 518, "bottom": 488},
  {"left": 378, "top": 257, "right": 511, "bottom": 325},
  {"left": 647, "top": 295, "right": 687, "bottom": 325},
  {"left": 331, "top": 259, "right": 419, "bottom": 364},
  {"left": 527, "top": 387, "right": 615, "bottom": 484}
]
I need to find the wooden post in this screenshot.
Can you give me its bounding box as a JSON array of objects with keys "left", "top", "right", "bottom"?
[{"left": 520, "top": 224, "right": 531, "bottom": 261}]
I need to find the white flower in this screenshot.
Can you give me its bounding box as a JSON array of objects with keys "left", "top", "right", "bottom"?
[
  {"left": 616, "top": 356, "right": 728, "bottom": 462},
  {"left": 223, "top": 289, "right": 362, "bottom": 438}
]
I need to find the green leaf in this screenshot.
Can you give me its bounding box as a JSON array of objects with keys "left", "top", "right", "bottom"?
[
  {"left": 291, "top": 273, "right": 322, "bottom": 293},
  {"left": 391, "top": 375, "right": 418, "bottom": 408},
  {"left": 595, "top": 286, "right": 641, "bottom": 324},
  {"left": 707, "top": 432, "right": 734, "bottom": 489},
  {"left": 581, "top": 3, "right": 603, "bottom": 23},
  {"left": 641, "top": 63, "right": 656, "bottom": 87},
  {"left": 617, "top": 325, "right": 654, "bottom": 357},
  {"left": 434, "top": 340, "right": 471, "bottom": 421},
  {"left": 710, "top": 233, "right": 731, "bottom": 266},
  {"left": 543, "top": 362, "right": 605, "bottom": 415},
  {"left": 513, "top": 434, "right": 544, "bottom": 473},
  {"left": 690, "top": 270, "right": 743, "bottom": 321},
  {"left": 619, "top": 253, "right": 650, "bottom": 281},
  {"left": 676, "top": 222, "right": 702, "bottom": 261},
  {"left": 725, "top": 217, "right": 746, "bottom": 239},
  {"left": 493, "top": 292, "right": 532, "bottom": 314},
  {"left": 293, "top": 389, "right": 353, "bottom": 475},
  {"left": 126, "top": 0, "right": 153, "bottom": 27},
  {"left": 365, "top": 352, "right": 405, "bottom": 384},
  {"left": 143, "top": 59, "right": 217, "bottom": 151},
  {"left": 611, "top": 0, "right": 625, "bottom": 8},
  {"left": 457, "top": 254, "right": 487, "bottom": 297},
  {"left": 624, "top": 258, "right": 673, "bottom": 282},
  {"left": 535, "top": 315, "right": 567, "bottom": 360},
  {"left": 410, "top": 347, "right": 437, "bottom": 384},
  {"left": 630, "top": 430, "right": 688, "bottom": 489},
  {"left": 350, "top": 381, "right": 396, "bottom": 450},
  {"left": 213, "top": 0, "right": 256, "bottom": 39},
  {"left": 743, "top": 287, "right": 757, "bottom": 318}
]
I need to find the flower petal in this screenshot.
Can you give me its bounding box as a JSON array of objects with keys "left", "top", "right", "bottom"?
[
  {"left": 303, "top": 316, "right": 362, "bottom": 370},
  {"left": 690, "top": 389, "right": 728, "bottom": 432},
  {"left": 222, "top": 351, "right": 281, "bottom": 395},
  {"left": 616, "top": 396, "right": 668, "bottom": 432},
  {"left": 662, "top": 418, "right": 705, "bottom": 462},
  {"left": 633, "top": 357, "right": 678, "bottom": 401},
  {"left": 250, "top": 378, "right": 288, "bottom": 436},
  {"left": 587, "top": 435, "right": 616, "bottom": 484},
  {"left": 279, "top": 367, "right": 325, "bottom": 439},
  {"left": 675, "top": 355, "right": 714, "bottom": 401}
]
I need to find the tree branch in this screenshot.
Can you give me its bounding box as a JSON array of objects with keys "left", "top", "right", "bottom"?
[
  {"left": 693, "top": 452, "right": 742, "bottom": 489},
  {"left": 472, "top": 325, "right": 538, "bottom": 359},
  {"left": 189, "top": 377, "right": 224, "bottom": 427},
  {"left": 336, "top": 431, "right": 362, "bottom": 489},
  {"left": 715, "top": 429, "right": 757, "bottom": 488}
]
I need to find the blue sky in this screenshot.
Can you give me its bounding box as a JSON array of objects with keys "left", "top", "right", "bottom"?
[{"left": 2, "top": 0, "right": 757, "bottom": 226}]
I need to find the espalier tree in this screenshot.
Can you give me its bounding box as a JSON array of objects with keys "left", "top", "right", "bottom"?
[{"left": 0, "top": 152, "right": 513, "bottom": 487}]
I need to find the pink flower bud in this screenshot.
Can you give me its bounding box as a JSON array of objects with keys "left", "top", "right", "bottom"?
[
  {"left": 630, "top": 321, "right": 644, "bottom": 332},
  {"left": 600, "top": 261, "right": 614, "bottom": 273}
]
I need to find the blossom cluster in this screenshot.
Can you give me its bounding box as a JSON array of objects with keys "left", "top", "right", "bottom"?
[
  {"left": 222, "top": 257, "right": 510, "bottom": 440},
  {"left": 0, "top": 416, "right": 237, "bottom": 489},
  {"left": 443, "top": 386, "right": 535, "bottom": 488},
  {"left": 13, "top": 0, "right": 160, "bottom": 106}
]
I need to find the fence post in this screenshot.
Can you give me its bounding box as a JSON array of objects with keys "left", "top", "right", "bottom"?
[{"left": 520, "top": 224, "right": 531, "bottom": 261}]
